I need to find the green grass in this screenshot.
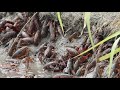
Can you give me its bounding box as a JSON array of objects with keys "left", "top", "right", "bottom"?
[
  {"left": 57, "top": 12, "right": 64, "bottom": 35},
  {"left": 73, "top": 31, "right": 120, "bottom": 59},
  {"left": 83, "top": 14, "right": 87, "bottom": 30},
  {"left": 107, "top": 37, "right": 120, "bottom": 78},
  {"left": 84, "top": 12, "right": 94, "bottom": 48},
  {"left": 56, "top": 12, "right": 120, "bottom": 78},
  {"left": 99, "top": 47, "right": 120, "bottom": 61},
  {"left": 56, "top": 13, "right": 120, "bottom": 78}
]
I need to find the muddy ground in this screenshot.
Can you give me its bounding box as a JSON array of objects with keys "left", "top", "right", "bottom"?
[{"left": 0, "top": 12, "right": 120, "bottom": 78}]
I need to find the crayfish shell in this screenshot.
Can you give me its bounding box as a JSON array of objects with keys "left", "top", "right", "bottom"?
[
  {"left": 34, "top": 30, "right": 41, "bottom": 46},
  {"left": 43, "top": 61, "right": 61, "bottom": 72},
  {"left": 68, "top": 32, "right": 80, "bottom": 42},
  {"left": 8, "top": 39, "right": 18, "bottom": 56},
  {"left": 44, "top": 44, "right": 54, "bottom": 58},
  {"left": 19, "top": 31, "right": 29, "bottom": 38},
  {"left": 66, "top": 47, "right": 78, "bottom": 56},
  {"left": 41, "top": 20, "right": 49, "bottom": 38},
  {"left": 1, "top": 30, "right": 17, "bottom": 44},
  {"left": 17, "top": 37, "right": 34, "bottom": 48},
  {"left": 49, "top": 22, "right": 56, "bottom": 42},
  {"left": 74, "top": 60, "right": 80, "bottom": 72},
  {"left": 12, "top": 46, "right": 30, "bottom": 59}
]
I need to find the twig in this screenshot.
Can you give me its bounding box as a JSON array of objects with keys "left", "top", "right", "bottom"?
[{"left": 8, "top": 12, "right": 38, "bottom": 55}]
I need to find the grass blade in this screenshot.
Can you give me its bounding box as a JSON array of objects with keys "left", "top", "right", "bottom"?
[
  {"left": 108, "top": 37, "right": 120, "bottom": 78},
  {"left": 73, "top": 31, "right": 120, "bottom": 59},
  {"left": 99, "top": 47, "right": 120, "bottom": 61},
  {"left": 57, "top": 12, "right": 64, "bottom": 34},
  {"left": 84, "top": 12, "right": 94, "bottom": 48},
  {"left": 83, "top": 13, "right": 87, "bottom": 29}
]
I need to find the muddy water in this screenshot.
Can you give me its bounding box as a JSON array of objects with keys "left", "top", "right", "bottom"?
[
  {"left": 0, "top": 35, "right": 84, "bottom": 78},
  {"left": 0, "top": 46, "right": 56, "bottom": 78},
  {"left": 0, "top": 36, "right": 61, "bottom": 78},
  {"left": 0, "top": 46, "right": 9, "bottom": 77}
]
